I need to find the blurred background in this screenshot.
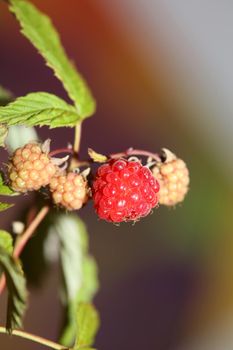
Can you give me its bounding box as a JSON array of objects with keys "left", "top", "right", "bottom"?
[{"left": 0, "top": 0, "right": 233, "bottom": 349}]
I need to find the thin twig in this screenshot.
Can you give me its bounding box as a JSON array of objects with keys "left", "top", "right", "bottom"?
[
  {"left": 0, "top": 327, "right": 67, "bottom": 350},
  {"left": 49, "top": 148, "right": 74, "bottom": 157},
  {"left": 13, "top": 206, "right": 49, "bottom": 258},
  {"left": 110, "top": 148, "right": 161, "bottom": 162},
  {"left": 70, "top": 122, "right": 82, "bottom": 170},
  {"left": 0, "top": 206, "right": 50, "bottom": 295}
]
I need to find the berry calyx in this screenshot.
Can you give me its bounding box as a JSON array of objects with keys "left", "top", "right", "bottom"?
[
  {"left": 92, "top": 158, "right": 160, "bottom": 223},
  {"left": 49, "top": 172, "right": 89, "bottom": 211},
  {"left": 152, "top": 149, "right": 189, "bottom": 206},
  {"left": 8, "top": 142, "right": 58, "bottom": 192}
]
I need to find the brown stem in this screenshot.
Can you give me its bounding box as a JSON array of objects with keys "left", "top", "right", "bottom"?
[
  {"left": 0, "top": 205, "right": 50, "bottom": 295},
  {"left": 110, "top": 148, "right": 161, "bottom": 162},
  {"left": 49, "top": 148, "right": 74, "bottom": 157},
  {"left": 0, "top": 327, "right": 67, "bottom": 350}
]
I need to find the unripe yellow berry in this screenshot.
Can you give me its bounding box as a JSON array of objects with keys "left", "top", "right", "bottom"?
[
  {"left": 49, "top": 172, "right": 89, "bottom": 211},
  {"left": 8, "top": 142, "right": 58, "bottom": 193},
  {"left": 152, "top": 151, "right": 189, "bottom": 206}
]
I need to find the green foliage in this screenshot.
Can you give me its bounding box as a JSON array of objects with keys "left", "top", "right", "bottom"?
[
  {"left": 0, "top": 124, "right": 8, "bottom": 148},
  {"left": 5, "top": 125, "right": 38, "bottom": 154},
  {"left": 0, "top": 173, "right": 16, "bottom": 196},
  {"left": 77, "top": 256, "right": 99, "bottom": 304},
  {"left": 74, "top": 303, "right": 100, "bottom": 350},
  {"left": 0, "top": 92, "right": 84, "bottom": 128},
  {"left": 0, "top": 1, "right": 100, "bottom": 346},
  {"left": 9, "top": 0, "right": 96, "bottom": 118},
  {"left": 0, "top": 230, "right": 13, "bottom": 254},
  {"left": 53, "top": 214, "right": 88, "bottom": 301},
  {"left": 0, "top": 174, "right": 17, "bottom": 212},
  {"left": 0, "top": 85, "right": 13, "bottom": 146},
  {"left": 0, "top": 247, "right": 27, "bottom": 333},
  {"left": 0, "top": 202, "right": 13, "bottom": 212},
  {"left": 47, "top": 213, "right": 99, "bottom": 347},
  {"left": 0, "top": 85, "right": 13, "bottom": 106}
]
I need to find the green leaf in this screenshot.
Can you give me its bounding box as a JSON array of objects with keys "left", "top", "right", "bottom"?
[
  {"left": 53, "top": 214, "right": 89, "bottom": 301},
  {"left": 0, "top": 173, "right": 17, "bottom": 196},
  {"left": 60, "top": 256, "right": 99, "bottom": 346},
  {"left": 0, "top": 92, "right": 82, "bottom": 128},
  {"left": 5, "top": 125, "right": 38, "bottom": 154},
  {"left": 0, "top": 86, "right": 13, "bottom": 147},
  {"left": 0, "top": 86, "right": 13, "bottom": 106},
  {"left": 77, "top": 256, "right": 99, "bottom": 304},
  {"left": 47, "top": 213, "right": 99, "bottom": 347},
  {"left": 0, "top": 230, "right": 13, "bottom": 254},
  {"left": 0, "top": 124, "right": 8, "bottom": 147},
  {"left": 0, "top": 174, "right": 16, "bottom": 211},
  {"left": 0, "top": 247, "right": 27, "bottom": 332},
  {"left": 0, "top": 202, "right": 14, "bottom": 212},
  {"left": 74, "top": 303, "right": 100, "bottom": 349},
  {"left": 9, "top": 0, "right": 96, "bottom": 118}
]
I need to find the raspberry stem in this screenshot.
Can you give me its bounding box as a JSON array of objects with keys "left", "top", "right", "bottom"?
[
  {"left": 70, "top": 122, "right": 82, "bottom": 169},
  {"left": 73, "top": 122, "right": 82, "bottom": 154},
  {"left": 110, "top": 148, "right": 161, "bottom": 162},
  {"left": 0, "top": 327, "right": 67, "bottom": 350},
  {"left": 49, "top": 148, "right": 74, "bottom": 157},
  {"left": 0, "top": 205, "right": 50, "bottom": 295}
]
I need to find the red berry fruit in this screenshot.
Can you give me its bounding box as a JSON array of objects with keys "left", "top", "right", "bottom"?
[{"left": 92, "top": 158, "right": 160, "bottom": 223}]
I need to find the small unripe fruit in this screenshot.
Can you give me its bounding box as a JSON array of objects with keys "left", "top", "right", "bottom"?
[
  {"left": 152, "top": 149, "right": 189, "bottom": 206},
  {"left": 92, "top": 158, "right": 160, "bottom": 223},
  {"left": 49, "top": 172, "right": 89, "bottom": 211},
  {"left": 8, "top": 142, "right": 58, "bottom": 192}
]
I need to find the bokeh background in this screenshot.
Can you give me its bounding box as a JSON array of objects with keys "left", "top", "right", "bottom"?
[{"left": 0, "top": 0, "right": 233, "bottom": 349}]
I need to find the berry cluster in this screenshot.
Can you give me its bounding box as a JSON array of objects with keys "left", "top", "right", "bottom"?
[
  {"left": 9, "top": 143, "right": 57, "bottom": 192},
  {"left": 7, "top": 142, "right": 189, "bottom": 223},
  {"left": 92, "top": 159, "right": 160, "bottom": 222},
  {"left": 8, "top": 142, "right": 89, "bottom": 212},
  {"left": 49, "top": 172, "right": 88, "bottom": 211}
]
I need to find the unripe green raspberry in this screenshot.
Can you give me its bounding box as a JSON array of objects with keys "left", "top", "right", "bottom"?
[
  {"left": 9, "top": 142, "right": 58, "bottom": 192},
  {"left": 152, "top": 149, "right": 189, "bottom": 206},
  {"left": 49, "top": 172, "right": 89, "bottom": 211}
]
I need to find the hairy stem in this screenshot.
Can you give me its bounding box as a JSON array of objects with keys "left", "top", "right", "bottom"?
[
  {"left": 49, "top": 148, "right": 74, "bottom": 157},
  {"left": 13, "top": 205, "right": 50, "bottom": 258},
  {"left": 0, "top": 205, "right": 50, "bottom": 295},
  {"left": 73, "top": 122, "right": 82, "bottom": 154},
  {"left": 0, "top": 327, "right": 67, "bottom": 350},
  {"left": 70, "top": 122, "right": 82, "bottom": 169},
  {"left": 110, "top": 148, "right": 161, "bottom": 162}
]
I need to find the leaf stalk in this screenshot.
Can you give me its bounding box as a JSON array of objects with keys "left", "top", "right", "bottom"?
[{"left": 0, "top": 326, "right": 67, "bottom": 350}]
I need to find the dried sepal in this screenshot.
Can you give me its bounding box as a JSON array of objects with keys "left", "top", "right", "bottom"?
[{"left": 88, "top": 148, "right": 108, "bottom": 163}]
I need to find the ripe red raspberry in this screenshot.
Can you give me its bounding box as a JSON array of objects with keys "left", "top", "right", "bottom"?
[
  {"left": 49, "top": 172, "right": 89, "bottom": 211},
  {"left": 9, "top": 142, "right": 57, "bottom": 192},
  {"left": 92, "top": 158, "right": 160, "bottom": 223},
  {"left": 152, "top": 150, "right": 189, "bottom": 206}
]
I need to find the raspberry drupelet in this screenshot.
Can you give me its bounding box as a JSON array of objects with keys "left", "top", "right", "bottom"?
[
  {"left": 92, "top": 158, "right": 160, "bottom": 223},
  {"left": 49, "top": 172, "right": 89, "bottom": 211},
  {"left": 152, "top": 149, "right": 189, "bottom": 206},
  {"left": 9, "top": 142, "right": 57, "bottom": 192}
]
